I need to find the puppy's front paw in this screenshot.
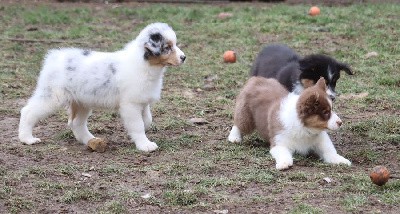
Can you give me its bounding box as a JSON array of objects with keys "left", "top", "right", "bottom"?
[
  {"left": 88, "top": 138, "right": 108, "bottom": 153},
  {"left": 20, "top": 137, "right": 41, "bottom": 145},
  {"left": 324, "top": 154, "right": 351, "bottom": 166},
  {"left": 136, "top": 141, "right": 158, "bottom": 152},
  {"left": 275, "top": 160, "right": 293, "bottom": 170}
]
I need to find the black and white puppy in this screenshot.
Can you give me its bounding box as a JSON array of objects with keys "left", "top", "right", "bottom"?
[{"left": 250, "top": 44, "right": 353, "bottom": 100}]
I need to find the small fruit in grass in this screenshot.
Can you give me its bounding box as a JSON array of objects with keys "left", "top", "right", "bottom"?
[
  {"left": 309, "top": 6, "right": 321, "bottom": 16},
  {"left": 223, "top": 50, "right": 236, "bottom": 63},
  {"left": 370, "top": 165, "right": 390, "bottom": 186}
]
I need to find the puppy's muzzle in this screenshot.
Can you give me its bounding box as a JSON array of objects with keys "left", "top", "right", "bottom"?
[
  {"left": 180, "top": 55, "right": 186, "bottom": 63},
  {"left": 175, "top": 47, "right": 186, "bottom": 65}
]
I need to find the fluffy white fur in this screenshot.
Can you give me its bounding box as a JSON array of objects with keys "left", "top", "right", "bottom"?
[
  {"left": 269, "top": 93, "right": 350, "bottom": 170},
  {"left": 19, "top": 23, "right": 185, "bottom": 152}
]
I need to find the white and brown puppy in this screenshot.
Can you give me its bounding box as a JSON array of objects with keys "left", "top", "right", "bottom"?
[
  {"left": 228, "top": 77, "right": 351, "bottom": 170},
  {"left": 19, "top": 22, "right": 186, "bottom": 152}
]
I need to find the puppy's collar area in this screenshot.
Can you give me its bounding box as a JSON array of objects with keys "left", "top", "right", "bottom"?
[{"left": 303, "top": 127, "right": 321, "bottom": 136}]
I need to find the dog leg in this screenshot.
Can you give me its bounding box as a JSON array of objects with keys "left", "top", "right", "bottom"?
[
  {"left": 19, "top": 97, "right": 59, "bottom": 144},
  {"left": 315, "top": 133, "right": 351, "bottom": 166},
  {"left": 142, "top": 104, "right": 152, "bottom": 131},
  {"left": 68, "top": 103, "right": 107, "bottom": 153},
  {"left": 270, "top": 145, "right": 294, "bottom": 170},
  {"left": 68, "top": 102, "right": 95, "bottom": 145},
  {"left": 120, "top": 103, "right": 158, "bottom": 152},
  {"left": 228, "top": 125, "right": 242, "bottom": 143}
]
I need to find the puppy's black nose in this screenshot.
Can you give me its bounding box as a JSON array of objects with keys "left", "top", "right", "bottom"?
[
  {"left": 180, "top": 55, "right": 186, "bottom": 62},
  {"left": 329, "top": 94, "right": 336, "bottom": 101}
]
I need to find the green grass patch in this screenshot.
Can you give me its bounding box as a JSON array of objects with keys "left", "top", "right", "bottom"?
[
  {"left": 0, "top": 2, "right": 399, "bottom": 213},
  {"left": 347, "top": 116, "right": 400, "bottom": 143},
  {"left": 164, "top": 189, "right": 199, "bottom": 206},
  {"left": 61, "top": 186, "right": 107, "bottom": 204},
  {"left": 290, "top": 203, "right": 324, "bottom": 214}
]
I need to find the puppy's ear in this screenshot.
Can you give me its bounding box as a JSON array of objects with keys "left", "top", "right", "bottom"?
[
  {"left": 338, "top": 62, "right": 353, "bottom": 75},
  {"left": 316, "top": 77, "right": 327, "bottom": 91},
  {"left": 144, "top": 33, "right": 164, "bottom": 57},
  {"left": 300, "top": 91, "right": 320, "bottom": 116}
]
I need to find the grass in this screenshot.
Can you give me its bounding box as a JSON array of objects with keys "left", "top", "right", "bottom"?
[
  {"left": 0, "top": 1, "right": 399, "bottom": 213},
  {"left": 346, "top": 116, "right": 400, "bottom": 143},
  {"left": 290, "top": 203, "right": 324, "bottom": 214}
]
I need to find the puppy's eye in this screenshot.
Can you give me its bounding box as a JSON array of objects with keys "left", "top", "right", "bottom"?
[
  {"left": 322, "top": 110, "right": 331, "bottom": 119},
  {"left": 164, "top": 46, "right": 171, "bottom": 51}
]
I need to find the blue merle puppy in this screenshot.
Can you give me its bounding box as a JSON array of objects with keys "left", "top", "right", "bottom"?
[{"left": 19, "top": 23, "right": 186, "bottom": 152}]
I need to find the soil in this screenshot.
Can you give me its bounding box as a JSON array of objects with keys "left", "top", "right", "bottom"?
[{"left": 1, "top": 0, "right": 399, "bottom": 214}]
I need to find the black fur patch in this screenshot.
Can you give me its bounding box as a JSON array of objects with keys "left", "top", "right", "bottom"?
[
  {"left": 144, "top": 33, "right": 166, "bottom": 60},
  {"left": 82, "top": 50, "right": 91, "bottom": 56},
  {"left": 150, "top": 33, "right": 163, "bottom": 43},
  {"left": 144, "top": 51, "right": 151, "bottom": 60}
]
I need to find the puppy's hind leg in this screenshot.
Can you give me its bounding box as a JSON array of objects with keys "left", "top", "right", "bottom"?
[
  {"left": 68, "top": 102, "right": 107, "bottom": 152},
  {"left": 228, "top": 103, "right": 254, "bottom": 143},
  {"left": 68, "top": 102, "right": 95, "bottom": 145},
  {"left": 19, "top": 96, "right": 61, "bottom": 144},
  {"left": 228, "top": 126, "right": 242, "bottom": 143}
]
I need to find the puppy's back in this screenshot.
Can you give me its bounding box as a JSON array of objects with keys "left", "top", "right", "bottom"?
[
  {"left": 250, "top": 44, "right": 299, "bottom": 77},
  {"left": 234, "top": 77, "right": 288, "bottom": 139}
]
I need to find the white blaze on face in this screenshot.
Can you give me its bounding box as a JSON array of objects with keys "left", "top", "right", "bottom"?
[
  {"left": 326, "top": 65, "right": 336, "bottom": 100},
  {"left": 326, "top": 97, "right": 342, "bottom": 130},
  {"left": 327, "top": 65, "right": 334, "bottom": 82}
]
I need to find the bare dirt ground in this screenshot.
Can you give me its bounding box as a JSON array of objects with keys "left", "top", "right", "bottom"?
[{"left": 0, "top": 0, "right": 399, "bottom": 213}]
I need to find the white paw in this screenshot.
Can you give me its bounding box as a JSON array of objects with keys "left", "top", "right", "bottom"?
[
  {"left": 228, "top": 126, "right": 242, "bottom": 143},
  {"left": 325, "top": 154, "right": 351, "bottom": 166},
  {"left": 136, "top": 141, "right": 158, "bottom": 152},
  {"left": 275, "top": 160, "right": 293, "bottom": 170},
  {"left": 228, "top": 134, "right": 242, "bottom": 143},
  {"left": 21, "top": 137, "right": 41, "bottom": 145}
]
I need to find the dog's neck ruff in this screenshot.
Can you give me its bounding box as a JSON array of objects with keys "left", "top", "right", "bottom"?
[{"left": 303, "top": 127, "right": 322, "bottom": 136}]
